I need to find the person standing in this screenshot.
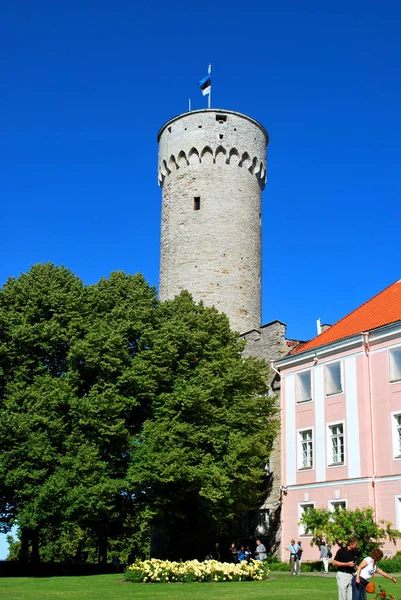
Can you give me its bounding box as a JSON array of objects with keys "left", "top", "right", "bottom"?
[
  {"left": 320, "top": 541, "right": 329, "bottom": 574},
  {"left": 228, "top": 542, "right": 238, "bottom": 563},
  {"left": 112, "top": 556, "right": 120, "bottom": 573},
  {"left": 333, "top": 537, "right": 358, "bottom": 600},
  {"left": 238, "top": 545, "right": 246, "bottom": 562},
  {"left": 244, "top": 545, "right": 252, "bottom": 563},
  {"left": 213, "top": 542, "right": 221, "bottom": 561},
  {"left": 287, "top": 539, "right": 300, "bottom": 575},
  {"left": 297, "top": 541, "right": 303, "bottom": 574},
  {"left": 255, "top": 539, "right": 267, "bottom": 562},
  {"left": 352, "top": 549, "right": 398, "bottom": 600}
]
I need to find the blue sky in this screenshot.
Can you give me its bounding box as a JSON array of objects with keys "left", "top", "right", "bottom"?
[{"left": 1, "top": 0, "right": 400, "bottom": 559}]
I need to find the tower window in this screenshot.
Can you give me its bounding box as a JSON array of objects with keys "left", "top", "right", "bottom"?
[
  {"left": 194, "top": 197, "right": 201, "bottom": 211},
  {"left": 216, "top": 114, "right": 227, "bottom": 123}
]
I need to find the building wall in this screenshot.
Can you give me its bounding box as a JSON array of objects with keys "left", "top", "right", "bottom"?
[
  {"left": 278, "top": 329, "right": 401, "bottom": 561},
  {"left": 370, "top": 344, "right": 401, "bottom": 478},
  {"left": 242, "top": 321, "right": 300, "bottom": 556},
  {"left": 158, "top": 109, "right": 268, "bottom": 334}
]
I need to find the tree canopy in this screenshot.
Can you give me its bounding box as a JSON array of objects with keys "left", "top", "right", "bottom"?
[{"left": 0, "top": 263, "right": 278, "bottom": 562}]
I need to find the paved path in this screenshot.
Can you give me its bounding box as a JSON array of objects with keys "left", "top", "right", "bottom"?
[
  {"left": 271, "top": 571, "right": 401, "bottom": 578},
  {"left": 271, "top": 571, "right": 336, "bottom": 577}
]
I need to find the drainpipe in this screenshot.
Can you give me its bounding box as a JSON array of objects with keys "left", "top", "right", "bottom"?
[{"left": 363, "top": 332, "right": 378, "bottom": 521}]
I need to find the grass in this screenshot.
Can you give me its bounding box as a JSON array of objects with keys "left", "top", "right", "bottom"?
[{"left": 0, "top": 572, "right": 398, "bottom": 600}]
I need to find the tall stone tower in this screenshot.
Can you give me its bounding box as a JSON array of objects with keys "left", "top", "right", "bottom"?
[{"left": 158, "top": 109, "right": 268, "bottom": 334}]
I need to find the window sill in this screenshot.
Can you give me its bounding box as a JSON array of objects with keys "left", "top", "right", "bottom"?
[
  {"left": 297, "top": 399, "right": 313, "bottom": 404},
  {"left": 328, "top": 462, "right": 345, "bottom": 468},
  {"left": 298, "top": 466, "right": 314, "bottom": 471},
  {"left": 326, "top": 391, "right": 343, "bottom": 398}
]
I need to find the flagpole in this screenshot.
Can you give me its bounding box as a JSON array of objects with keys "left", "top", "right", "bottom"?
[{"left": 208, "top": 63, "right": 211, "bottom": 108}]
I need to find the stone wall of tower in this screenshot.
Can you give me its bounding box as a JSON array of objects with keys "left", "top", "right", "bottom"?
[
  {"left": 158, "top": 109, "right": 268, "bottom": 334},
  {"left": 242, "top": 322, "right": 299, "bottom": 556}
]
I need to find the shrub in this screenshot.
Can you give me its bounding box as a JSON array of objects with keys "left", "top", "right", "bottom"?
[
  {"left": 266, "top": 560, "right": 336, "bottom": 572},
  {"left": 124, "top": 558, "right": 269, "bottom": 583},
  {"left": 378, "top": 559, "right": 401, "bottom": 574}
]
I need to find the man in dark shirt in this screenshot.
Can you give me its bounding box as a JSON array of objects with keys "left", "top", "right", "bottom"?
[{"left": 333, "top": 537, "right": 358, "bottom": 600}]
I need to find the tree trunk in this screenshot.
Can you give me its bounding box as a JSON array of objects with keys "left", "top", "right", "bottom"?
[
  {"left": 98, "top": 527, "right": 108, "bottom": 564},
  {"left": 31, "top": 529, "right": 40, "bottom": 563},
  {"left": 19, "top": 528, "right": 29, "bottom": 562}
]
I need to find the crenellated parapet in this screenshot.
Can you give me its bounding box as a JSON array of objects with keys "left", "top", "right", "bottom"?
[{"left": 158, "top": 144, "right": 266, "bottom": 189}]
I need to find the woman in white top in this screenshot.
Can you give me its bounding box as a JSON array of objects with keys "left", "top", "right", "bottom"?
[{"left": 352, "top": 549, "right": 398, "bottom": 600}]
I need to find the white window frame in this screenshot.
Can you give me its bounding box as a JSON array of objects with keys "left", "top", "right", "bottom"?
[
  {"left": 389, "top": 347, "right": 401, "bottom": 383},
  {"left": 257, "top": 509, "right": 270, "bottom": 535},
  {"left": 327, "top": 420, "right": 346, "bottom": 467},
  {"left": 264, "top": 456, "right": 273, "bottom": 476},
  {"left": 325, "top": 361, "right": 343, "bottom": 396},
  {"left": 298, "top": 427, "right": 314, "bottom": 471},
  {"left": 395, "top": 496, "right": 401, "bottom": 531},
  {"left": 298, "top": 501, "right": 316, "bottom": 536},
  {"left": 391, "top": 412, "right": 401, "bottom": 460},
  {"left": 296, "top": 370, "right": 312, "bottom": 403},
  {"left": 328, "top": 498, "right": 348, "bottom": 512}
]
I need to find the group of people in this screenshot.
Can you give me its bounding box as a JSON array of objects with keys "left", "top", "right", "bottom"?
[
  {"left": 207, "top": 540, "right": 267, "bottom": 563},
  {"left": 287, "top": 539, "right": 304, "bottom": 575},
  {"left": 228, "top": 539, "right": 267, "bottom": 563},
  {"left": 333, "top": 537, "right": 398, "bottom": 600},
  {"left": 212, "top": 533, "right": 398, "bottom": 600},
  {"left": 285, "top": 535, "right": 398, "bottom": 600}
]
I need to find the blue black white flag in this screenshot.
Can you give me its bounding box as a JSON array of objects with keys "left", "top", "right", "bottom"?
[{"left": 198, "top": 65, "right": 212, "bottom": 96}]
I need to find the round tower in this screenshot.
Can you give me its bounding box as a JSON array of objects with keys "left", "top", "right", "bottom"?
[{"left": 157, "top": 109, "right": 268, "bottom": 334}]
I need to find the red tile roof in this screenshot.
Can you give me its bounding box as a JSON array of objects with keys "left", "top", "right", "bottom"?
[{"left": 293, "top": 280, "right": 401, "bottom": 354}]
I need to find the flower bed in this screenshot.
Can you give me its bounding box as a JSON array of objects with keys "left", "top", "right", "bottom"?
[{"left": 124, "top": 558, "right": 269, "bottom": 583}]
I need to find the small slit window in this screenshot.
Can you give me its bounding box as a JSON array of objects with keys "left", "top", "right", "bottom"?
[{"left": 194, "top": 197, "right": 200, "bottom": 211}]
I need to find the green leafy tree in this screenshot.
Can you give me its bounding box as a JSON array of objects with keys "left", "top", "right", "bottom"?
[
  {"left": 0, "top": 264, "right": 278, "bottom": 562},
  {"left": 0, "top": 264, "right": 157, "bottom": 562},
  {"left": 128, "top": 292, "right": 279, "bottom": 559},
  {"left": 300, "top": 507, "right": 401, "bottom": 558}
]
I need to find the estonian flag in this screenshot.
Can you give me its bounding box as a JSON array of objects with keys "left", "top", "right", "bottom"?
[{"left": 198, "top": 68, "right": 211, "bottom": 96}]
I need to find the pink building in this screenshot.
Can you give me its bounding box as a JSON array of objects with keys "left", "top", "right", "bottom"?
[{"left": 275, "top": 281, "right": 401, "bottom": 561}]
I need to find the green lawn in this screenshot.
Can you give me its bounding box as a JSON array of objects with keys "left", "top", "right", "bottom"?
[{"left": 0, "top": 573, "right": 397, "bottom": 600}]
